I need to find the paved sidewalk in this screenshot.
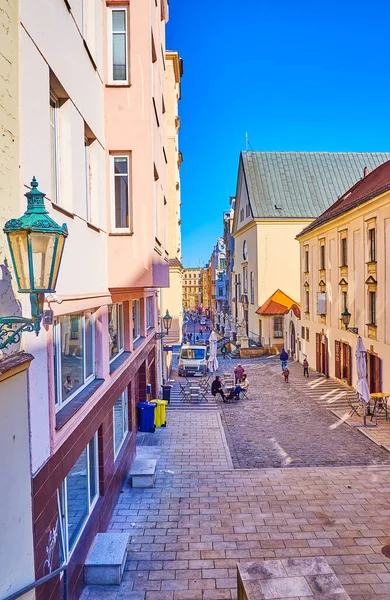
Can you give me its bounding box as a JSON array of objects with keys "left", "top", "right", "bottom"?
[{"left": 220, "top": 358, "right": 390, "bottom": 469}]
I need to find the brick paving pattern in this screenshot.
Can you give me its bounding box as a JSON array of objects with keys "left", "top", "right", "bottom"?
[
  {"left": 82, "top": 355, "right": 390, "bottom": 600},
  {"left": 220, "top": 358, "right": 390, "bottom": 469}
]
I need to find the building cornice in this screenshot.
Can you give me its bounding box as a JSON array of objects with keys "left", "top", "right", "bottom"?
[{"left": 0, "top": 352, "right": 34, "bottom": 383}]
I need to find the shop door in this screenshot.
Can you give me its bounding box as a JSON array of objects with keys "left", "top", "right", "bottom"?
[
  {"left": 316, "top": 333, "right": 320, "bottom": 371},
  {"left": 368, "top": 353, "right": 381, "bottom": 393},
  {"left": 290, "top": 322, "right": 296, "bottom": 357},
  {"left": 335, "top": 340, "right": 341, "bottom": 379}
]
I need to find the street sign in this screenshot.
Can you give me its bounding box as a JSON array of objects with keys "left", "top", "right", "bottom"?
[{"left": 164, "top": 346, "right": 173, "bottom": 351}]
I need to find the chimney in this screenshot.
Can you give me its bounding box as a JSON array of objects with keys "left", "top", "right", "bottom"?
[{"left": 364, "top": 167, "right": 369, "bottom": 177}]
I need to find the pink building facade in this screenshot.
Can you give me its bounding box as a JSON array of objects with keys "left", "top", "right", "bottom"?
[{"left": 4, "top": 1, "right": 171, "bottom": 599}]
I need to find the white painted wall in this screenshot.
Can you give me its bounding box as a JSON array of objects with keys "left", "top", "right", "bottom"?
[{"left": 0, "top": 372, "right": 35, "bottom": 599}]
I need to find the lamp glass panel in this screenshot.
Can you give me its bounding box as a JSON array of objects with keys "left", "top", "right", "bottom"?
[
  {"left": 30, "top": 231, "right": 56, "bottom": 291},
  {"left": 7, "top": 231, "right": 30, "bottom": 290},
  {"left": 50, "top": 234, "right": 65, "bottom": 290}
]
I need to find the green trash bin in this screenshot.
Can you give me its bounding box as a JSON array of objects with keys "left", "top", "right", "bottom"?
[{"left": 154, "top": 399, "right": 168, "bottom": 427}]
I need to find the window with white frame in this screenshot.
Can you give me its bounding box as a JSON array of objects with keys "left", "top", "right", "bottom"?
[
  {"left": 274, "top": 316, "right": 283, "bottom": 338},
  {"left": 132, "top": 299, "right": 141, "bottom": 340},
  {"left": 108, "top": 303, "right": 124, "bottom": 362},
  {"left": 243, "top": 266, "right": 248, "bottom": 293},
  {"left": 107, "top": 6, "right": 128, "bottom": 83},
  {"left": 54, "top": 312, "right": 95, "bottom": 410},
  {"left": 146, "top": 296, "right": 154, "bottom": 329},
  {"left": 50, "top": 93, "right": 60, "bottom": 203},
  {"left": 111, "top": 155, "right": 130, "bottom": 231},
  {"left": 113, "top": 388, "right": 129, "bottom": 457},
  {"left": 60, "top": 434, "right": 99, "bottom": 556},
  {"left": 84, "top": 137, "right": 92, "bottom": 222},
  {"left": 250, "top": 271, "right": 255, "bottom": 304}
]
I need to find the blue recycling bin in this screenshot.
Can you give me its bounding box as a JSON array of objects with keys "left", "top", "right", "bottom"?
[{"left": 138, "top": 401, "right": 157, "bottom": 432}]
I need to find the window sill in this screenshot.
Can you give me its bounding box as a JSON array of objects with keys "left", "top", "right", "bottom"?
[
  {"left": 133, "top": 336, "right": 145, "bottom": 351},
  {"left": 106, "top": 83, "right": 131, "bottom": 88},
  {"left": 110, "top": 351, "right": 131, "bottom": 375},
  {"left": 51, "top": 203, "right": 75, "bottom": 219},
  {"left": 55, "top": 378, "right": 105, "bottom": 430},
  {"left": 109, "top": 231, "right": 133, "bottom": 236},
  {"left": 147, "top": 326, "right": 155, "bottom": 334},
  {"left": 87, "top": 221, "right": 100, "bottom": 233}
]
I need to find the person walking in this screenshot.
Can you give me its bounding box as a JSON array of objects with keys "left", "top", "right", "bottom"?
[
  {"left": 221, "top": 344, "right": 227, "bottom": 359},
  {"left": 211, "top": 376, "right": 226, "bottom": 402},
  {"left": 283, "top": 367, "right": 290, "bottom": 383},
  {"left": 280, "top": 348, "right": 288, "bottom": 372},
  {"left": 234, "top": 364, "right": 244, "bottom": 384},
  {"left": 303, "top": 358, "right": 309, "bottom": 378}
]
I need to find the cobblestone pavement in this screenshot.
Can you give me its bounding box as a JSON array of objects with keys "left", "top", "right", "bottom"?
[
  {"left": 83, "top": 425, "right": 390, "bottom": 600},
  {"left": 219, "top": 357, "right": 390, "bottom": 469}
]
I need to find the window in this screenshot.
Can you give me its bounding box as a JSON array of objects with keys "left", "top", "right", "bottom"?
[
  {"left": 240, "top": 208, "right": 244, "bottom": 221},
  {"left": 340, "top": 237, "right": 348, "bottom": 267},
  {"left": 60, "top": 435, "right": 98, "bottom": 556},
  {"left": 111, "top": 155, "right": 130, "bottom": 231},
  {"left": 132, "top": 299, "right": 141, "bottom": 340},
  {"left": 54, "top": 312, "right": 95, "bottom": 410},
  {"left": 218, "top": 287, "right": 223, "bottom": 296},
  {"left": 50, "top": 94, "right": 60, "bottom": 203},
  {"left": 84, "top": 137, "right": 92, "bottom": 222},
  {"left": 237, "top": 274, "right": 241, "bottom": 301},
  {"left": 306, "top": 327, "right": 310, "bottom": 341},
  {"left": 304, "top": 248, "right": 309, "bottom": 272},
  {"left": 320, "top": 243, "right": 325, "bottom": 270},
  {"left": 113, "top": 389, "right": 129, "bottom": 457},
  {"left": 107, "top": 7, "right": 128, "bottom": 83},
  {"left": 243, "top": 266, "right": 248, "bottom": 293},
  {"left": 108, "top": 303, "right": 124, "bottom": 362},
  {"left": 219, "top": 258, "right": 226, "bottom": 269},
  {"left": 369, "top": 228, "right": 376, "bottom": 262},
  {"left": 274, "top": 317, "right": 283, "bottom": 338},
  {"left": 146, "top": 297, "right": 154, "bottom": 329},
  {"left": 305, "top": 290, "right": 310, "bottom": 313},
  {"left": 301, "top": 326, "right": 305, "bottom": 338},
  {"left": 250, "top": 272, "right": 254, "bottom": 304},
  {"left": 369, "top": 291, "right": 376, "bottom": 325},
  {"left": 342, "top": 291, "right": 348, "bottom": 311}
]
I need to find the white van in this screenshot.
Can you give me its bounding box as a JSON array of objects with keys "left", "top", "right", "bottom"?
[{"left": 178, "top": 345, "right": 207, "bottom": 377}]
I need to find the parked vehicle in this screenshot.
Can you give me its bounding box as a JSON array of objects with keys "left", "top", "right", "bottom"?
[{"left": 178, "top": 344, "right": 207, "bottom": 377}]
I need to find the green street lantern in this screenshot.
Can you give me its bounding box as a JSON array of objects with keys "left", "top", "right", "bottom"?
[
  {"left": 0, "top": 177, "right": 68, "bottom": 349},
  {"left": 162, "top": 309, "right": 172, "bottom": 334}
]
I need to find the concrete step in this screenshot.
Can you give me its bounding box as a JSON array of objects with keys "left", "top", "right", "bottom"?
[
  {"left": 84, "top": 533, "right": 129, "bottom": 585},
  {"left": 129, "top": 457, "right": 157, "bottom": 488}
]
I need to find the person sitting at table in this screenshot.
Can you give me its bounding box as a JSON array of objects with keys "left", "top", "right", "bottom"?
[
  {"left": 232, "top": 374, "right": 249, "bottom": 399},
  {"left": 234, "top": 364, "right": 244, "bottom": 383},
  {"left": 211, "top": 376, "right": 227, "bottom": 402}
]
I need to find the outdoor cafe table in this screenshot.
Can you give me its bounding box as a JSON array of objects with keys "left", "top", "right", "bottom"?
[{"left": 370, "top": 392, "right": 390, "bottom": 421}]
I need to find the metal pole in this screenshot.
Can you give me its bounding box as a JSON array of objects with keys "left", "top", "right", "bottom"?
[{"left": 161, "top": 318, "right": 165, "bottom": 385}]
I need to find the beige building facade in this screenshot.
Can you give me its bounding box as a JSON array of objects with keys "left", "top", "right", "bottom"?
[
  {"left": 231, "top": 151, "right": 390, "bottom": 346},
  {"left": 297, "top": 160, "right": 390, "bottom": 393},
  {"left": 160, "top": 51, "right": 183, "bottom": 344},
  {"left": 182, "top": 267, "right": 202, "bottom": 310}
]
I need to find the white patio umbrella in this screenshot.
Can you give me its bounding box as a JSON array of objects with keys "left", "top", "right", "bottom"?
[
  {"left": 356, "top": 336, "right": 370, "bottom": 404},
  {"left": 208, "top": 330, "right": 219, "bottom": 373},
  {"left": 224, "top": 313, "right": 230, "bottom": 336}
]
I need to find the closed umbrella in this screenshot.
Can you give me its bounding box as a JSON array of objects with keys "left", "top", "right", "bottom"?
[
  {"left": 208, "top": 330, "right": 219, "bottom": 373},
  {"left": 356, "top": 336, "right": 370, "bottom": 403},
  {"left": 355, "top": 336, "right": 372, "bottom": 427}
]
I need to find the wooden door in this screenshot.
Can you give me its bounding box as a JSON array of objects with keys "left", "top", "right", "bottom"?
[
  {"left": 345, "top": 344, "right": 352, "bottom": 385},
  {"left": 368, "top": 353, "right": 381, "bottom": 393},
  {"left": 335, "top": 340, "right": 341, "bottom": 379},
  {"left": 316, "top": 333, "right": 320, "bottom": 372},
  {"left": 259, "top": 319, "right": 262, "bottom": 344}
]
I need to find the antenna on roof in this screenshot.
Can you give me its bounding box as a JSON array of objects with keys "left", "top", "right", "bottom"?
[{"left": 245, "top": 132, "right": 254, "bottom": 151}]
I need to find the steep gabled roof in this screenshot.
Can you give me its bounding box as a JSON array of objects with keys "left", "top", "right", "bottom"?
[
  {"left": 256, "top": 289, "right": 299, "bottom": 315},
  {"left": 298, "top": 160, "right": 390, "bottom": 237},
  {"left": 240, "top": 151, "right": 390, "bottom": 219}
]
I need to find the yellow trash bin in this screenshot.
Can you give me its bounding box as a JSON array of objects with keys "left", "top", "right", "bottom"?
[{"left": 154, "top": 399, "right": 168, "bottom": 427}]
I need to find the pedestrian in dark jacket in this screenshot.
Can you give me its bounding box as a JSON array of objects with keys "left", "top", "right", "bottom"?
[
  {"left": 280, "top": 348, "right": 288, "bottom": 372},
  {"left": 303, "top": 358, "right": 309, "bottom": 377},
  {"left": 211, "top": 376, "right": 226, "bottom": 401},
  {"left": 234, "top": 364, "right": 244, "bottom": 383}
]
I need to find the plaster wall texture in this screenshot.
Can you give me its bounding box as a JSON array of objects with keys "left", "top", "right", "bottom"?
[
  {"left": 233, "top": 222, "right": 258, "bottom": 338},
  {"left": 0, "top": 370, "right": 35, "bottom": 599},
  {"left": 105, "top": 0, "right": 169, "bottom": 290},
  {"left": 299, "top": 189, "right": 390, "bottom": 390}
]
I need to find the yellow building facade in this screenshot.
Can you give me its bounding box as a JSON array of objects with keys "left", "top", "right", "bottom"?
[
  {"left": 297, "top": 161, "right": 390, "bottom": 393},
  {"left": 231, "top": 151, "right": 390, "bottom": 346},
  {"left": 182, "top": 268, "right": 202, "bottom": 310}
]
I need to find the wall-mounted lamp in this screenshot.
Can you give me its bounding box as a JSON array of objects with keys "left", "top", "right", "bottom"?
[
  {"left": 341, "top": 308, "right": 358, "bottom": 334},
  {"left": 0, "top": 178, "right": 68, "bottom": 350}
]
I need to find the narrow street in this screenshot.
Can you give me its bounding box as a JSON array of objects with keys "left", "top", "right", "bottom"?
[{"left": 82, "top": 354, "right": 390, "bottom": 600}]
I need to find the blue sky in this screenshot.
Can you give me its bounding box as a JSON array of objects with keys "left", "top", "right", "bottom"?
[{"left": 166, "top": 0, "right": 390, "bottom": 268}]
